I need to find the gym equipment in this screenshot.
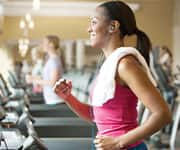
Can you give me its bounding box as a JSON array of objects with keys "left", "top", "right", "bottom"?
[{"left": 34, "top": 117, "right": 96, "bottom": 137}]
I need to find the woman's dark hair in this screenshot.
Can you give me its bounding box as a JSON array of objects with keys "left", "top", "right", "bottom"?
[
  {"left": 99, "top": 1, "right": 151, "bottom": 65},
  {"left": 46, "top": 35, "right": 60, "bottom": 50}
]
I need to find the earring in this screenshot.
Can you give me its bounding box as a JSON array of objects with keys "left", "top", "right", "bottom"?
[
  {"left": 109, "top": 26, "right": 115, "bottom": 33},
  {"left": 111, "top": 26, "right": 115, "bottom": 30}
]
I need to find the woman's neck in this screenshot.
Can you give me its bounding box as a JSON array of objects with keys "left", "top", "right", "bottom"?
[
  {"left": 102, "top": 36, "right": 124, "bottom": 58},
  {"left": 48, "top": 49, "right": 57, "bottom": 57}
]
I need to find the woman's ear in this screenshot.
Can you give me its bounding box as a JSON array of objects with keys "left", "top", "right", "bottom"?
[
  {"left": 109, "top": 20, "right": 120, "bottom": 33},
  {"left": 123, "top": 34, "right": 137, "bottom": 47}
]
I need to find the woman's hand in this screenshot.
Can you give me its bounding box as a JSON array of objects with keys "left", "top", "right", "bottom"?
[
  {"left": 53, "top": 79, "right": 72, "bottom": 100},
  {"left": 94, "top": 135, "right": 126, "bottom": 150}
]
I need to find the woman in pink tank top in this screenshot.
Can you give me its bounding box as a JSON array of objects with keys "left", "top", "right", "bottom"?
[{"left": 54, "top": 1, "right": 172, "bottom": 149}]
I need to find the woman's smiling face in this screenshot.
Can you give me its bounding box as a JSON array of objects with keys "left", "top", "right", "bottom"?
[{"left": 88, "top": 7, "right": 111, "bottom": 49}]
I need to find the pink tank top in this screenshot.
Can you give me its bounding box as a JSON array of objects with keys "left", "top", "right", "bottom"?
[{"left": 91, "top": 81, "right": 142, "bottom": 147}]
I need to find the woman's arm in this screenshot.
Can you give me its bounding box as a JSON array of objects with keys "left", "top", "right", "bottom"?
[
  {"left": 27, "top": 68, "right": 61, "bottom": 87},
  {"left": 65, "top": 94, "right": 93, "bottom": 123},
  {"left": 33, "top": 69, "right": 60, "bottom": 86},
  {"left": 54, "top": 79, "right": 93, "bottom": 123},
  {"left": 116, "top": 55, "right": 172, "bottom": 147}
]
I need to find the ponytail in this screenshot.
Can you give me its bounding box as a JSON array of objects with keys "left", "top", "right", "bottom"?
[{"left": 135, "top": 29, "right": 152, "bottom": 66}]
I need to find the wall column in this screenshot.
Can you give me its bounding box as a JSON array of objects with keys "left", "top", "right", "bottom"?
[
  {"left": 64, "top": 40, "right": 75, "bottom": 69},
  {"left": 76, "top": 40, "right": 85, "bottom": 69},
  {"left": 173, "top": 0, "right": 180, "bottom": 70}
]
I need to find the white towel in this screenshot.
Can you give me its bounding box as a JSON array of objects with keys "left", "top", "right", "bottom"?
[{"left": 92, "top": 47, "right": 156, "bottom": 106}]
